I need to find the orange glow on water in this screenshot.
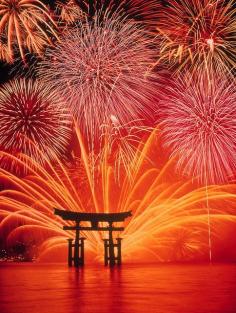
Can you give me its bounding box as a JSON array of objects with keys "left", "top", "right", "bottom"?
[{"left": 1, "top": 263, "right": 236, "bottom": 313}]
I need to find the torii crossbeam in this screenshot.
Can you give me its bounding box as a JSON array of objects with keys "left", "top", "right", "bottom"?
[{"left": 54, "top": 208, "right": 132, "bottom": 267}]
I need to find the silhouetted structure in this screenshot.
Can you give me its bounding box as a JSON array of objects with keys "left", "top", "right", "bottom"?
[{"left": 54, "top": 209, "right": 132, "bottom": 267}]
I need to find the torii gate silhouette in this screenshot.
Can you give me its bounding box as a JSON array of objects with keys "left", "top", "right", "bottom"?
[{"left": 54, "top": 208, "right": 132, "bottom": 266}]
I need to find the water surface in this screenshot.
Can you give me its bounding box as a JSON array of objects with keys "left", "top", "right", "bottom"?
[{"left": 0, "top": 263, "right": 236, "bottom": 313}]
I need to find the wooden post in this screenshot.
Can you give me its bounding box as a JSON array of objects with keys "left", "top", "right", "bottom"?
[
  {"left": 108, "top": 222, "right": 115, "bottom": 266},
  {"left": 103, "top": 239, "right": 109, "bottom": 266},
  {"left": 67, "top": 239, "right": 73, "bottom": 267},
  {"left": 116, "top": 238, "right": 122, "bottom": 265},
  {"left": 79, "top": 238, "right": 85, "bottom": 266},
  {"left": 74, "top": 222, "right": 80, "bottom": 267}
]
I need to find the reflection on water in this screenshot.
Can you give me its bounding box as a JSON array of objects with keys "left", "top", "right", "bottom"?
[{"left": 0, "top": 263, "right": 236, "bottom": 313}]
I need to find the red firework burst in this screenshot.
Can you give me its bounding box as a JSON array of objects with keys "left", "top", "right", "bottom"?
[
  {"left": 0, "top": 79, "right": 71, "bottom": 171},
  {"left": 159, "top": 72, "right": 236, "bottom": 184}
]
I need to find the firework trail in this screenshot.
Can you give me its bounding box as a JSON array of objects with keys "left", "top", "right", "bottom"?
[
  {"left": 39, "top": 10, "right": 158, "bottom": 151},
  {"left": 100, "top": 116, "right": 152, "bottom": 181},
  {"left": 0, "top": 79, "right": 71, "bottom": 171},
  {"left": 1, "top": 128, "right": 236, "bottom": 262},
  {"left": 0, "top": 0, "right": 58, "bottom": 63},
  {"left": 156, "top": 0, "right": 236, "bottom": 73}
]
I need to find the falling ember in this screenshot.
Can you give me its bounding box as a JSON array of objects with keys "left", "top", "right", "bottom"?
[
  {"left": 0, "top": 127, "right": 235, "bottom": 263},
  {"left": 0, "top": 79, "right": 71, "bottom": 172},
  {"left": 159, "top": 72, "right": 236, "bottom": 185},
  {"left": 39, "top": 10, "right": 158, "bottom": 151},
  {"left": 0, "top": 0, "right": 58, "bottom": 63},
  {"left": 206, "top": 38, "right": 214, "bottom": 52},
  {"left": 110, "top": 115, "right": 119, "bottom": 126}
]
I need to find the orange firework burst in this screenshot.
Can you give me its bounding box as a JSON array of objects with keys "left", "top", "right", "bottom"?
[
  {"left": 0, "top": 0, "right": 58, "bottom": 62},
  {"left": 56, "top": 0, "right": 87, "bottom": 25},
  {"left": 0, "top": 78, "right": 71, "bottom": 171},
  {"left": 0, "top": 127, "right": 235, "bottom": 263},
  {"left": 156, "top": 0, "right": 236, "bottom": 73}
]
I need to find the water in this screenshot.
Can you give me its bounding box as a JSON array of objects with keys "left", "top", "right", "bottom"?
[{"left": 0, "top": 263, "right": 236, "bottom": 313}]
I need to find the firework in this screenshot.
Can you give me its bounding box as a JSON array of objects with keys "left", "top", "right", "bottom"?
[
  {"left": 56, "top": 0, "right": 87, "bottom": 25},
  {"left": 159, "top": 72, "right": 236, "bottom": 184},
  {"left": 39, "top": 11, "right": 158, "bottom": 150},
  {"left": 100, "top": 117, "right": 152, "bottom": 181},
  {"left": 0, "top": 0, "right": 58, "bottom": 62},
  {"left": 0, "top": 41, "right": 12, "bottom": 63},
  {"left": 0, "top": 79, "right": 71, "bottom": 171},
  {"left": 156, "top": 0, "right": 236, "bottom": 73},
  {"left": 1, "top": 127, "right": 235, "bottom": 263}
]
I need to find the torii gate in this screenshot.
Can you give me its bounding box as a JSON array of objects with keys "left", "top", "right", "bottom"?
[{"left": 54, "top": 208, "right": 132, "bottom": 267}]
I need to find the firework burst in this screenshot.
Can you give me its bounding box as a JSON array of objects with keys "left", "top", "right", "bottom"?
[
  {"left": 0, "top": 0, "right": 58, "bottom": 62},
  {"left": 159, "top": 72, "right": 236, "bottom": 184},
  {"left": 156, "top": 0, "right": 236, "bottom": 73},
  {"left": 0, "top": 79, "right": 71, "bottom": 171},
  {"left": 39, "top": 11, "right": 158, "bottom": 150},
  {"left": 56, "top": 0, "right": 87, "bottom": 25}
]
